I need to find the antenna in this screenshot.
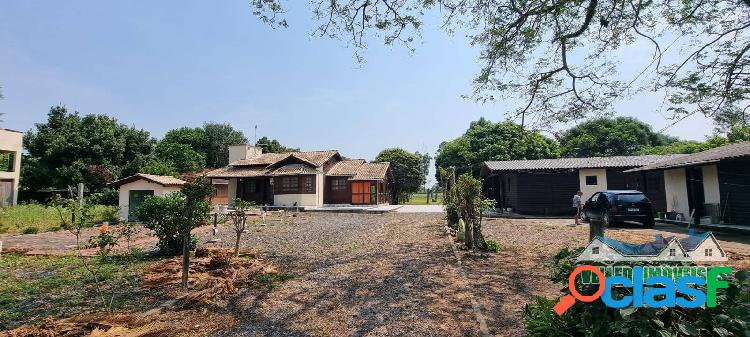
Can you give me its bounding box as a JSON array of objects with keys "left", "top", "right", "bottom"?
[{"left": 254, "top": 125, "right": 257, "bottom": 145}]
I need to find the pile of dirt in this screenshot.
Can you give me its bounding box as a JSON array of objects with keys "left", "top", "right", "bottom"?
[{"left": 2, "top": 249, "right": 276, "bottom": 337}]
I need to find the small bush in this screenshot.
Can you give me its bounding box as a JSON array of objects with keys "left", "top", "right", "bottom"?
[
  {"left": 485, "top": 240, "right": 501, "bottom": 253},
  {"left": 22, "top": 227, "right": 39, "bottom": 235},
  {"left": 135, "top": 193, "right": 208, "bottom": 256}
]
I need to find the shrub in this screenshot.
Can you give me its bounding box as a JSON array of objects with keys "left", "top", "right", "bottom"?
[
  {"left": 523, "top": 247, "right": 750, "bottom": 337},
  {"left": 485, "top": 240, "right": 501, "bottom": 253},
  {"left": 86, "top": 189, "right": 119, "bottom": 206},
  {"left": 22, "top": 227, "right": 39, "bottom": 235},
  {"left": 135, "top": 192, "right": 209, "bottom": 256}
]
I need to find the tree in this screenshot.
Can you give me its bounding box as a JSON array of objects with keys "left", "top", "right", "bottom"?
[
  {"left": 641, "top": 135, "right": 731, "bottom": 155},
  {"left": 178, "top": 176, "right": 214, "bottom": 287},
  {"left": 153, "top": 141, "right": 205, "bottom": 173},
  {"left": 251, "top": 1, "right": 750, "bottom": 131},
  {"left": 228, "top": 198, "right": 254, "bottom": 257},
  {"left": 203, "top": 123, "right": 247, "bottom": 168},
  {"left": 557, "top": 117, "right": 676, "bottom": 157},
  {"left": 451, "top": 174, "right": 495, "bottom": 251},
  {"left": 374, "top": 148, "right": 423, "bottom": 204},
  {"left": 435, "top": 118, "right": 560, "bottom": 178},
  {"left": 22, "top": 106, "right": 155, "bottom": 192},
  {"left": 256, "top": 136, "right": 299, "bottom": 153},
  {"left": 138, "top": 156, "right": 179, "bottom": 177}
]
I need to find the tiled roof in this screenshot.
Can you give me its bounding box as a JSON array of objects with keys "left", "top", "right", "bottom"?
[
  {"left": 679, "top": 232, "right": 711, "bottom": 252},
  {"left": 109, "top": 173, "right": 185, "bottom": 187},
  {"left": 205, "top": 166, "right": 267, "bottom": 178},
  {"left": 625, "top": 142, "right": 750, "bottom": 172},
  {"left": 269, "top": 164, "right": 320, "bottom": 176},
  {"left": 327, "top": 159, "right": 366, "bottom": 176},
  {"left": 232, "top": 150, "right": 339, "bottom": 167},
  {"left": 351, "top": 162, "right": 390, "bottom": 180},
  {"left": 483, "top": 154, "right": 686, "bottom": 172}
]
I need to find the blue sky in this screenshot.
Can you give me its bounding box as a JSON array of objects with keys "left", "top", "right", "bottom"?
[{"left": 0, "top": 0, "right": 713, "bottom": 166}]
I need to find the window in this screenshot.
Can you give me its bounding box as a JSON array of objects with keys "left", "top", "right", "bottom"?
[
  {"left": 585, "top": 175, "right": 598, "bottom": 185},
  {"left": 281, "top": 176, "right": 299, "bottom": 192},
  {"left": 0, "top": 152, "right": 14, "bottom": 172},
  {"left": 331, "top": 179, "right": 347, "bottom": 191},
  {"left": 247, "top": 180, "right": 256, "bottom": 193},
  {"left": 705, "top": 248, "right": 713, "bottom": 257},
  {"left": 669, "top": 248, "right": 676, "bottom": 257},
  {"left": 592, "top": 247, "right": 599, "bottom": 255},
  {"left": 305, "top": 176, "right": 313, "bottom": 193}
]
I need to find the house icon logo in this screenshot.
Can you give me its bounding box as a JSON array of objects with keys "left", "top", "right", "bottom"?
[{"left": 576, "top": 229, "right": 727, "bottom": 263}]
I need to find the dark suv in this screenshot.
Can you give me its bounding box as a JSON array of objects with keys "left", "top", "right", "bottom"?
[{"left": 583, "top": 190, "right": 655, "bottom": 228}]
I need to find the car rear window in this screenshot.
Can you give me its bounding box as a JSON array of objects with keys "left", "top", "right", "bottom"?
[{"left": 617, "top": 193, "right": 646, "bottom": 203}]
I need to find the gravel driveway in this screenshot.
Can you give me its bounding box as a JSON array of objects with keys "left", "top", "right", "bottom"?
[{"left": 203, "top": 213, "right": 478, "bottom": 337}]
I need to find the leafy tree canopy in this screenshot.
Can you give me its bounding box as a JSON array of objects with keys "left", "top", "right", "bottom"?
[
  {"left": 256, "top": 136, "right": 299, "bottom": 153},
  {"left": 435, "top": 118, "right": 560, "bottom": 177},
  {"left": 157, "top": 123, "right": 246, "bottom": 169},
  {"left": 557, "top": 117, "right": 676, "bottom": 157},
  {"left": 251, "top": 0, "right": 750, "bottom": 131},
  {"left": 153, "top": 141, "right": 205, "bottom": 174},
  {"left": 22, "top": 106, "right": 154, "bottom": 192},
  {"left": 374, "top": 148, "right": 423, "bottom": 204}
]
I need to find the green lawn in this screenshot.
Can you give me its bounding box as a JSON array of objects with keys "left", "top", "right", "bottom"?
[
  {"left": 0, "top": 253, "right": 148, "bottom": 329},
  {"left": 0, "top": 204, "right": 120, "bottom": 235},
  {"left": 405, "top": 193, "right": 444, "bottom": 205}
]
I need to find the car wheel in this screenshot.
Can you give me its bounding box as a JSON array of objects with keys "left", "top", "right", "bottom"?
[
  {"left": 602, "top": 212, "right": 612, "bottom": 228},
  {"left": 580, "top": 211, "right": 588, "bottom": 222}
]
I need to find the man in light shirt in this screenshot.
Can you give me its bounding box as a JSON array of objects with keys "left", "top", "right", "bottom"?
[{"left": 573, "top": 191, "right": 584, "bottom": 226}]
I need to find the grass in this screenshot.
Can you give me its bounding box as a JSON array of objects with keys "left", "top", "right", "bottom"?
[
  {"left": 0, "top": 204, "right": 119, "bottom": 235},
  {"left": 0, "top": 252, "right": 149, "bottom": 329},
  {"left": 405, "top": 193, "right": 444, "bottom": 205}
]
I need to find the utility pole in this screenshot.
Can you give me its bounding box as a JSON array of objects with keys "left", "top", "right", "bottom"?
[{"left": 254, "top": 125, "right": 257, "bottom": 146}]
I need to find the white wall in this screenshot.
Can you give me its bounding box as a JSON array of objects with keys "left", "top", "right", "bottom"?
[
  {"left": 117, "top": 180, "right": 181, "bottom": 220},
  {"left": 579, "top": 168, "right": 608, "bottom": 201},
  {"left": 227, "top": 178, "right": 238, "bottom": 206},
  {"left": 274, "top": 194, "right": 318, "bottom": 207},
  {"left": 664, "top": 168, "right": 690, "bottom": 218},
  {"left": 316, "top": 173, "right": 324, "bottom": 206},
  {"left": 0, "top": 129, "right": 23, "bottom": 205},
  {"left": 702, "top": 165, "right": 721, "bottom": 204},
  {"left": 228, "top": 144, "right": 262, "bottom": 163}
]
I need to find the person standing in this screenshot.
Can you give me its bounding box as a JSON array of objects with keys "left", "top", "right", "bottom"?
[{"left": 573, "top": 191, "right": 584, "bottom": 226}]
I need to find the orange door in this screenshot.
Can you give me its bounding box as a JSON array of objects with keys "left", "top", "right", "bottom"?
[{"left": 351, "top": 182, "right": 371, "bottom": 204}]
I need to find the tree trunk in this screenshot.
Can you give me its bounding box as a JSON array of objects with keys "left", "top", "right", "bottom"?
[
  {"left": 465, "top": 218, "right": 474, "bottom": 250},
  {"left": 234, "top": 232, "right": 242, "bottom": 257},
  {"left": 181, "top": 202, "right": 195, "bottom": 288}
]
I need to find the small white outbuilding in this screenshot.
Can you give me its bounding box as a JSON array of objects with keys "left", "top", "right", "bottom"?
[{"left": 109, "top": 173, "right": 185, "bottom": 222}]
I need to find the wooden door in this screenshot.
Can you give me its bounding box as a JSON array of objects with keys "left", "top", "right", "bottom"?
[
  {"left": 351, "top": 182, "right": 372, "bottom": 205},
  {"left": 0, "top": 180, "right": 13, "bottom": 206}
]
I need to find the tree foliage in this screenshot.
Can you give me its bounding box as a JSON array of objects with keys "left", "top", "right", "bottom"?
[
  {"left": 435, "top": 118, "right": 560, "bottom": 177},
  {"left": 22, "top": 106, "right": 155, "bottom": 192},
  {"left": 251, "top": 0, "right": 750, "bottom": 130},
  {"left": 557, "top": 117, "right": 676, "bottom": 157},
  {"left": 256, "top": 136, "right": 299, "bottom": 153},
  {"left": 374, "top": 148, "right": 423, "bottom": 204},
  {"left": 155, "top": 123, "right": 247, "bottom": 171}
]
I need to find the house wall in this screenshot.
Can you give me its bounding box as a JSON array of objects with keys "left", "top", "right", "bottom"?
[
  {"left": 228, "top": 144, "right": 262, "bottom": 163},
  {"left": 689, "top": 237, "right": 726, "bottom": 261},
  {"left": 227, "top": 178, "right": 238, "bottom": 206},
  {"left": 0, "top": 129, "right": 23, "bottom": 205},
  {"left": 718, "top": 160, "right": 750, "bottom": 225},
  {"left": 579, "top": 168, "right": 608, "bottom": 201},
  {"left": 664, "top": 168, "right": 690, "bottom": 218},
  {"left": 273, "top": 173, "right": 324, "bottom": 207},
  {"left": 701, "top": 165, "right": 721, "bottom": 204},
  {"left": 117, "top": 180, "right": 181, "bottom": 220},
  {"left": 515, "top": 171, "right": 579, "bottom": 215}
]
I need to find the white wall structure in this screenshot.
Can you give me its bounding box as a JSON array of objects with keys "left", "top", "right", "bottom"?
[
  {"left": 227, "top": 178, "right": 238, "bottom": 206},
  {"left": 0, "top": 129, "right": 23, "bottom": 206},
  {"left": 117, "top": 180, "right": 182, "bottom": 221},
  {"left": 273, "top": 173, "right": 325, "bottom": 207},
  {"left": 701, "top": 165, "right": 721, "bottom": 204},
  {"left": 228, "top": 144, "right": 262, "bottom": 163},
  {"left": 687, "top": 234, "right": 727, "bottom": 262},
  {"left": 578, "top": 168, "right": 608, "bottom": 201},
  {"left": 664, "top": 168, "right": 690, "bottom": 217}
]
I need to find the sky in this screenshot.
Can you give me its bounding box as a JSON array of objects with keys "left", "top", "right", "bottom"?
[{"left": 0, "top": 1, "right": 715, "bottom": 172}]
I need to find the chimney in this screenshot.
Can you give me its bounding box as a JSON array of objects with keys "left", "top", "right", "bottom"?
[{"left": 228, "top": 144, "right": 263, "bottom": 163}]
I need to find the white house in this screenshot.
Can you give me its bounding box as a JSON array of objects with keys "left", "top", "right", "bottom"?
[
  {"left": 577, "top": 231, "right": 727, "bottom": 263},
  {"left": 0, "top": 129, "right": 23, "bottom": 206},
  {"left": 109, "top": 173, "right": 185, "bottom": 221}
]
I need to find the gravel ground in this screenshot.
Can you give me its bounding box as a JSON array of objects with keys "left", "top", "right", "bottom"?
[{"left": 202, "top": 212, "right": 478, "bottom": 337}]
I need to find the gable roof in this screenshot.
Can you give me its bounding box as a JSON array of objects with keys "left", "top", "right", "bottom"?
[
  {"left": 231, "top": 150, "right": 339, "bottom": 167},
  {"left": 625, "top": 141, "right": 750, "bottom": 172},
  {"left": 596, "top": 236, "right": 684, "bottom": 257},
  {"left": 109, "top": 173, "right": 185, "bottom": 188},
  {"left": 269, "top": 164, "right": 320, "bottom": 176},
  {"left": 351, "top": 162, "right": 391, "bottom": 180},
  {"left": 327, "top": 159, "right": 367, "bottom": 176},
  {"left": 483, "top": 154, "right": 686, "bottom": 173}
]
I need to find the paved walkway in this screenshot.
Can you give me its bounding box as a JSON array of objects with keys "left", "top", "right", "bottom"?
[{"left": 395, "top": 205, "right": 445, "bottom": 213}]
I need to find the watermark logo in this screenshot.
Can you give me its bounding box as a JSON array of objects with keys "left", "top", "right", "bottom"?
[{"left": 554, "top": 230, "right": 732, "bottom": 315}]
